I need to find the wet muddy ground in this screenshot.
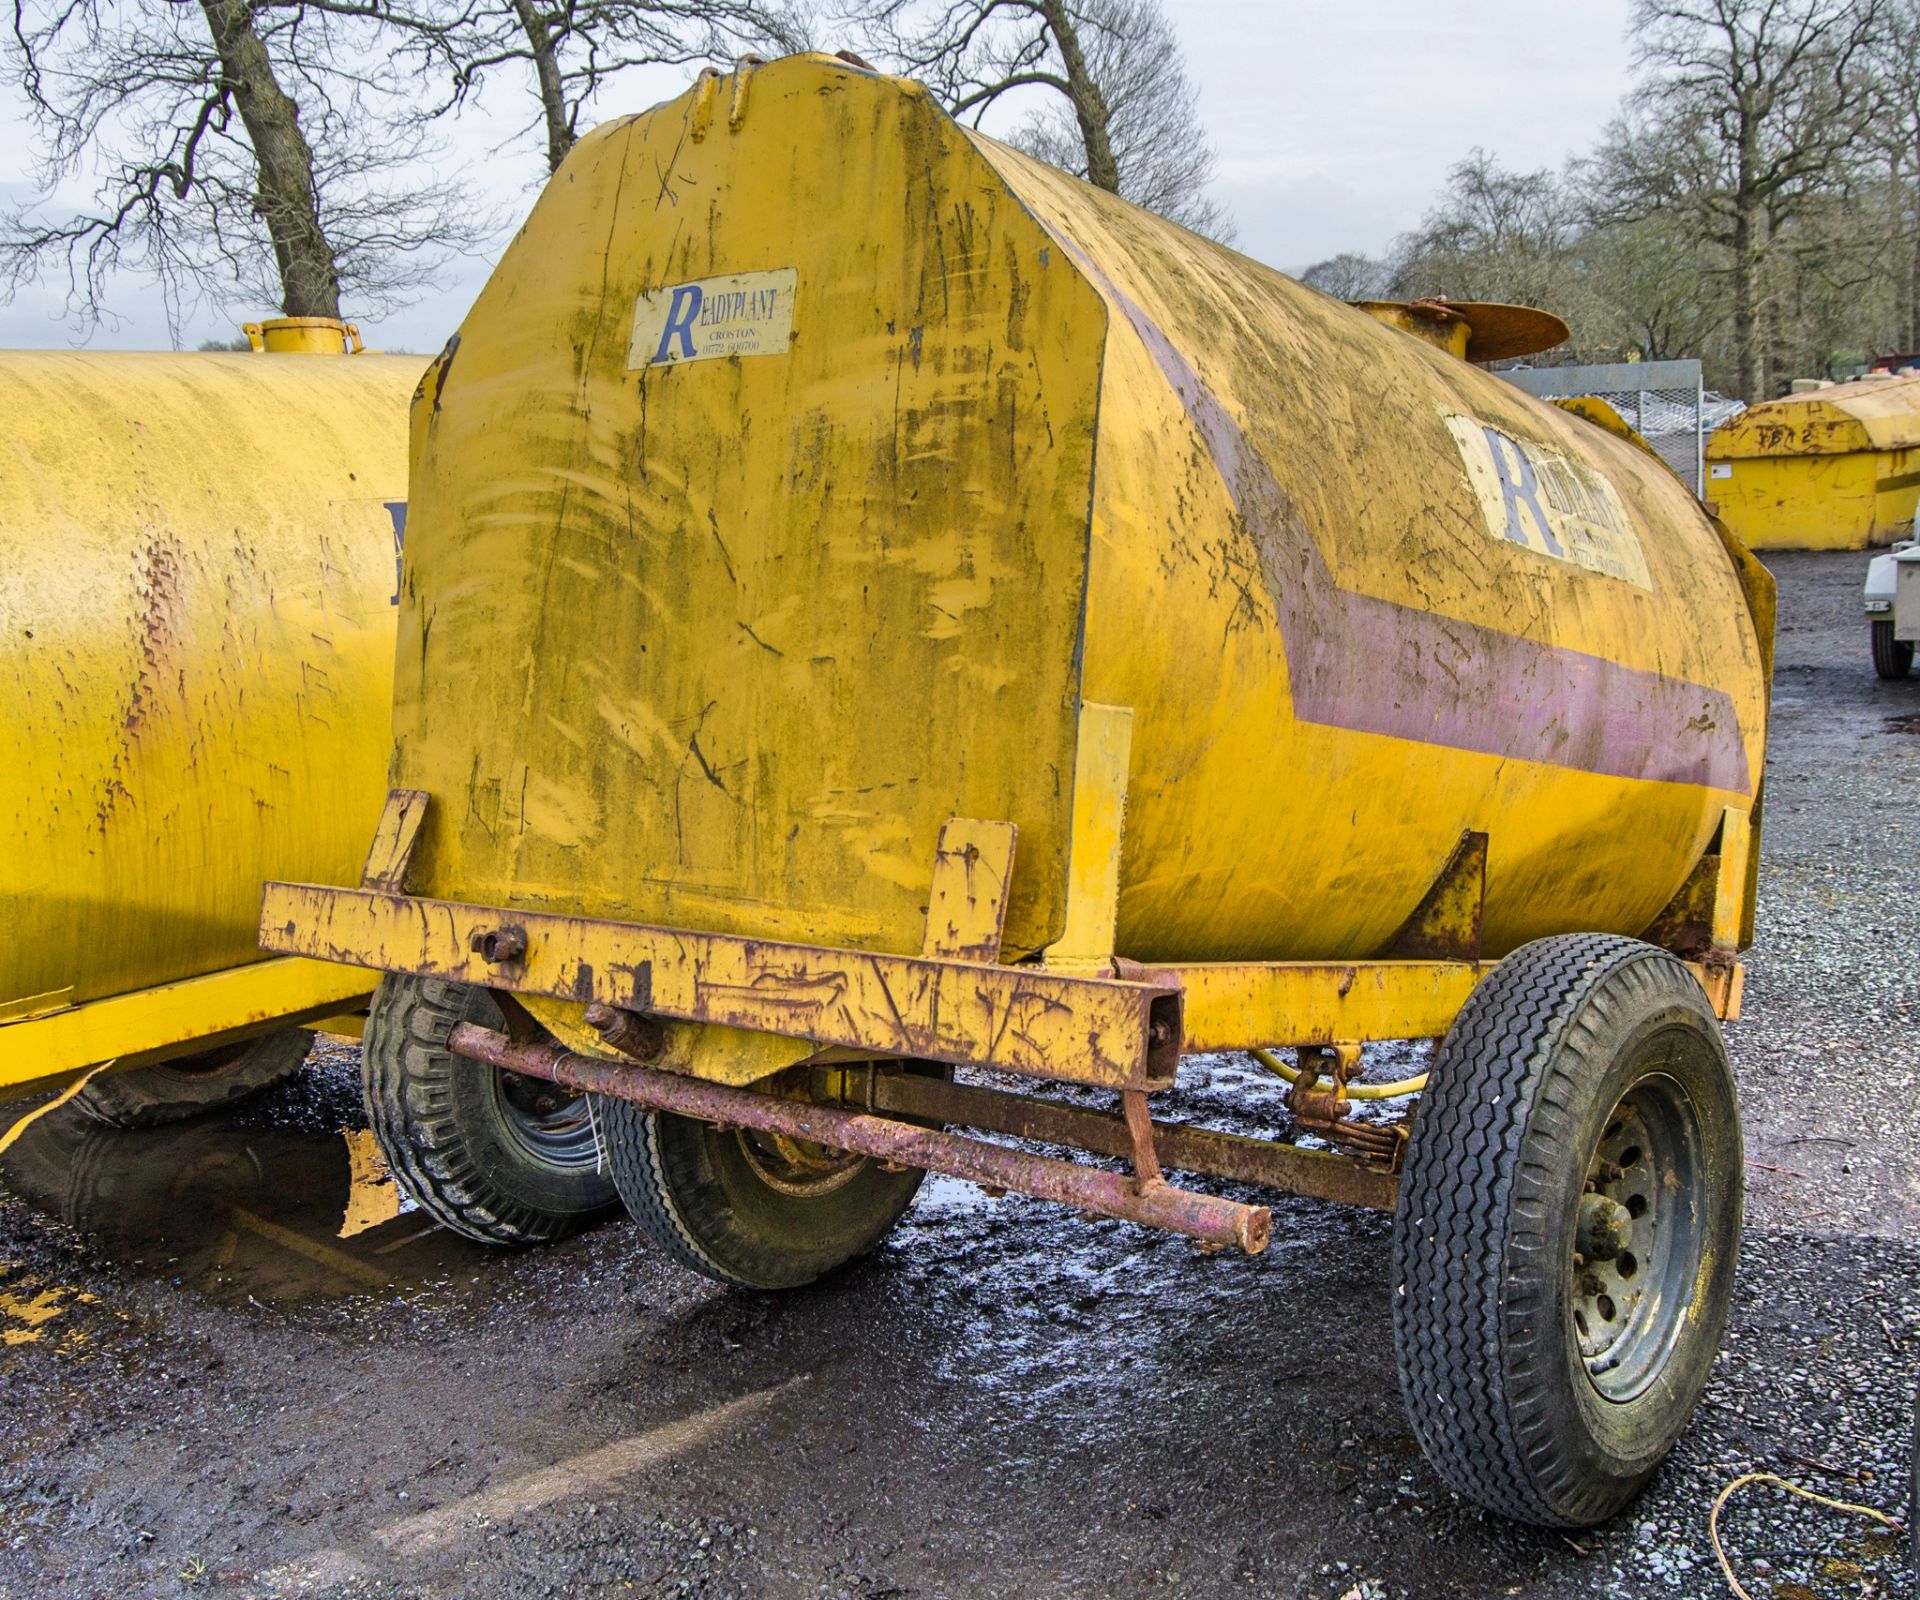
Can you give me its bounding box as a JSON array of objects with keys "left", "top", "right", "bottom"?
[{"left": 2, "top": 550, "right": 1917, "bottom": 1600}]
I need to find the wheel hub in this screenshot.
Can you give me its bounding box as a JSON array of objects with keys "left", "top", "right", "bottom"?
[
  {"left": 1578, "top": 1192, "right": 1633, "bottom": 1261},
  {"left": 1571, "top": 1080, "right": 1702, "bottom": 1402},
  {"left": 734, "top": 1128, "right": 867, "bottom": 1198},
  {"left": 494, "top": 1070, "right": 602, "bottom": 1169}
]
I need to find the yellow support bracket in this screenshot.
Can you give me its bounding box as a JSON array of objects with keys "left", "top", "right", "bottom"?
[
  {"left": 1047, "top": 702, "right": 1133, "bottom": 975},
  {"left": 1166, "top": 960, "right": 1491, "bottom": 1050}
]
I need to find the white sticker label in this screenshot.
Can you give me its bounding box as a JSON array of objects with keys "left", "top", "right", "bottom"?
[
  {"left": 629, "top": 269, "right": 797, "bottom": 367},
  {"left": 1445, "top": 415, "right": 1652, "bottom": 589},
  {"left": 1710, "top": 462, "right": 1733, "bottom": 479}
]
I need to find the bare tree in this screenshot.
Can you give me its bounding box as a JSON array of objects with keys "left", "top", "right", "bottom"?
[
  {"left": 1576, "top": 208, "right": 1728, "bottom": 363},
  {"left": 1599, "top": 0, "right": 1885, "bottom": 399},
  {"left": 1383, "top": 150, "right": 1629, "bottom": 359},
  {"left": 1867, "top": 0, "right": 1920, "bottom": 351},
  {"left": 1298, "top": 251, "right": 1389, "bottom": 301},
  {"left": 860, "top": 0, "right": 1232, "bottom": 238},
  {"left": 1297, "top": 3, "right": 1900, "bottom": 387},
  {"left": 5, "top": 0, "right": 486, "bottom": 333},
  {"left": 402, "top": 0, "right": 814, "bottom": 175},
  {"left": 1389, "top": 150, "right": 1582, "bottom": 304}
]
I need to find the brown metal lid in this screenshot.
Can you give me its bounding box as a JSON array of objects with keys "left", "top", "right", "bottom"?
[
  {"left": 1437, "top": 300, "right": 1570, "bottom": 362},
  {"left": 1351, "top": 298, "right": 1569, "bottom": 363}
]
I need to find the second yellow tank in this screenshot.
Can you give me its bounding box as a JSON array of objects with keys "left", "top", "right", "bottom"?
[{"left": 0, "top": 338, "right": 417, "bottom": 1097}]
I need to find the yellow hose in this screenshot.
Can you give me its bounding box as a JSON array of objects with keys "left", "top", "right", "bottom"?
[{"left": 1249, "top": 1047, "right": 1427, "bottom": 1101}]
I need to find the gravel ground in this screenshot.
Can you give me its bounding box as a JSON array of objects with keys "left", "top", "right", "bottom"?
[{"left": 0, "top": 549, "right": 1914, "bottom": 1600}]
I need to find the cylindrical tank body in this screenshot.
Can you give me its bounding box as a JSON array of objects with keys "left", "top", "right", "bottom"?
[
  {"left": 392, "top": 56, "right": 1769, "bottom": 1062},
  {"left": 0, "top": 350, "right": 417, "bottom": 1022},
  {"left": 1708, "top": 375, "right": 1920, "bottom": 550}
]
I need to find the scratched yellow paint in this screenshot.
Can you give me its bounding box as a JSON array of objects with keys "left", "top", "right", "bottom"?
[
  {"left": 0, "top": 348, "right": 416, "bottom": 1094},
  {"left": 0, "top": 1270, "right": 96, "bottom": 1348},
  {"left": 394, "top": 56, "right": 1104, "bottom": 1068},
  {"left": 1709, "top": 375, "right": 1920, "bottom": 549},
  {"left": 381, "top": 55, "right": 1768, "bottom": 1073},
  {"left": 338, "top": 1127, "right": 405, "bottom": 1238},
  {"left": 969, "top": 129, "right": 1767, "bottom": 960}
]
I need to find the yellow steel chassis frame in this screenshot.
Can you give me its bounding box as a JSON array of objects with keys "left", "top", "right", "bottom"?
[
  {"left": 259, "top": 721, "right": 1749, "bottom": 1104},
  {"left": 0, "top": 958, "right": 373, "bottom": 1096}
]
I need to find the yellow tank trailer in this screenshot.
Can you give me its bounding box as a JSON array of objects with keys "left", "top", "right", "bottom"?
[
  {"left": 262, "top": 56, "right": 1773, "bottom": 1528},
  {"left": 0, "top": 324, "right": 416, "bottom": 1122},
  {"left": 1707, "top": 373, "right": 1920, "bottom": 550}
]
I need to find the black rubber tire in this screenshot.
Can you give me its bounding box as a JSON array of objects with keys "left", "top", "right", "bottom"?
[
  {"left": 1873, "top": 619, "right": 1914, "bottom": 680},
  {"left": 72, "top": 1029, "right": 313, "bottom": 1128},
  {"left": 598, "top": 1072, "right": 937, "bottom": 1290},
  {"left": 1391, "top": 934, "right": 1742, "bottom": 1528},
  {"left": 362, "top": 975, "right": 618, "bottom": 1246}
]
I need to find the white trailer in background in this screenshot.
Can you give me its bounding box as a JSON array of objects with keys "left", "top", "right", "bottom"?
[{"left": 1864, "top": 541, "right": 1920, "bottom": 679}]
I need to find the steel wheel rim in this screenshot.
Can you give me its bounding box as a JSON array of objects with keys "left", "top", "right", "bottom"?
[
  {"left": 1570, "top": 1070, "right": 1705, "bottom": 1403},
  {"left": 492, "top": 1070, "right": 603, "bottom": 1171}
]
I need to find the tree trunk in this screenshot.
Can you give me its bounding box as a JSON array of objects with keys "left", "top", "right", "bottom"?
[
  {"left": 198, "top": 0, "right": 340, "bottom": 318},
  {"left": 1730, "top": 205, "right": 1762, "bottom": 402},
  {"left": 1910, "top": 136, "right": 1920, "bottom": 353},
  {"left": 1038, "top": 0, "right": 1120, "bottom": 194},
  {"left": 1910, "top": 204, "right": 1920, "bottom": 354},
  {"left": 511, "top": 0, "right": 572, "bottom": 174}
]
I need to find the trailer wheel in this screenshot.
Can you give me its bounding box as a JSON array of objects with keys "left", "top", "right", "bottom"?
[
  {"left": 1873, "top": 620, "right": 1914, "bottom": 680},
  {"left": 362, "top": 975, "right": 618, "bottom": 1245},
  {"left": 1391, "top": 934, "right": 1741, "bottom": 1527},
  {"left": 597, "top": 1069, "right": 938, "bottom": 1290},
  {"left": 72, "top": 1029, "right": 314, "bottom": 1128}
]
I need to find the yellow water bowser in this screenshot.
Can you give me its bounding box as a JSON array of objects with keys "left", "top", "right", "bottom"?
[
  {"left": 0, "top": 323, "right": 418, "bottom": 1121},
  {"left": 1707, "top": 373, "right": 1920, "bottom": 550},
  {"left": 264, "top": 56, "right": 1773, "bottom": 1528}
]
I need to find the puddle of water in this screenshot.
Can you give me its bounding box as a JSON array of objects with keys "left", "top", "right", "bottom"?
[
  {"left": 914, "top": 1173, "right": 997, "bottom": 1216},
  {"left": 0, "top": 1105, "right": 490, "bottom": 1307}
]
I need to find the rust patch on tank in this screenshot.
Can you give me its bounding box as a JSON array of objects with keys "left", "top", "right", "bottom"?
[
  {"left": 95, "top": 535, "right": 192, "bottom": 828},
  {"left": 123, "top": 536, "right": 186, "bottom": 739}
]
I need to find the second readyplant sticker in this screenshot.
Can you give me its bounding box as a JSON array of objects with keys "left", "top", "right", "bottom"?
[{"left": 1444, "top": 414, "right": 1652, "bottom": 589}]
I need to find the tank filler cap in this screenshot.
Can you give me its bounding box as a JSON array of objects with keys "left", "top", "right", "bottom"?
[
  {"left": 242, "top": 316, "right": 366, "bottom": 355},
  {"left": 1350, "top": 298, "right": 1568, "bottom": 364}
]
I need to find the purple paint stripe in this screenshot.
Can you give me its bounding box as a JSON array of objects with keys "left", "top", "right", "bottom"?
[{"left": 1057, "top": 232, "right": 1752, "bottom": 794}]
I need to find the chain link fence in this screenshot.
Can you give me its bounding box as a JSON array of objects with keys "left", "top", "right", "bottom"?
[{"left": 1497, "top": 360, "right": 1743, "bottom": 499}]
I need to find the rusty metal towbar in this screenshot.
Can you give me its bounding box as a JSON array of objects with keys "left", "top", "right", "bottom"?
[{"left": 446, "top": 1023, "right": 1271, "bottom": 1255}]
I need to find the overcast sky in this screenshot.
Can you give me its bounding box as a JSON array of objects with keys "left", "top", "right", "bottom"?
[{"left": 0, "top": 0, "right": 1638, "bottom": 351}]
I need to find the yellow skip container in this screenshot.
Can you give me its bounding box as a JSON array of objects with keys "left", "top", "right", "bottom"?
[
  {"left": 1707, "top": 374, "right": 1920, "bottom": 550},
  {"left": 0, "top": 330, "right": 417, "bottom": 1099}
]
